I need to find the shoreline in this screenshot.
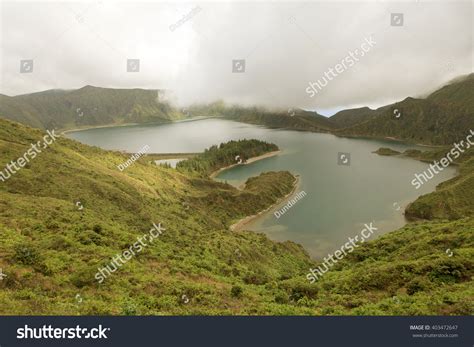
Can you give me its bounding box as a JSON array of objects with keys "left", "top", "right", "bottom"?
[
  {"left": 57, "top": 118, "right": 457, "bottom": 253},
  {"left": 230, "top": 175, "right": 301, "bottom": 232},
  {"left": 209, "top": 150, "right": 281, "bottom": 179},
  {"left": 61, "top": 116, "right": 212, "bottom": 136},
  {"left": 61, "top": 122, "right": 141, "bottom": 135},
  {"left": 334, "top": 133, "right": 444, "bottom": 149},
  {"left": 61, "top": 118, "right": 443, "bottom": 149}
]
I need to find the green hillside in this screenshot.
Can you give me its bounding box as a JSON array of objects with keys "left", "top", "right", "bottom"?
[
  {"left": 333, "top": 74, "right": 474, "bottom": 145},
  {"left": 183, "top": 74, "right": 472, "bottom": 145},
  {"left": 0, "top": 118, "right": 472, "bottom": 315},
  {"left": 0, "top": 119, "right": 311, "bottom": 314},
  {"left": 0, "top": 86, "right": 186, "bottom": 130},
  {"left": 371, "top": 145, "right": 474, "bottom": 220},
  {"left": 330, "top": 107, "right": 379, "bottom": 128},
  {"left": 405, "top": 146, "right": 474, "bottom": 220},
  {"left": 222, "top": 106, "right": 335, "bottom": 132},
  {"left": 2, "top": 74, "right": 471, "bottom": 147},
  {"left": 185, "top": 103, "right": 335, "bottom": 132}
]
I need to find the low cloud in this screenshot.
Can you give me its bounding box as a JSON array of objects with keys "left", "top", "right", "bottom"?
[{"left": 1, "top": 1, "right": 472, "bottom": 112}]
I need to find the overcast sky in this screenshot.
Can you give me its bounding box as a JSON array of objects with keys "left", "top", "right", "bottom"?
[{"left": 0, "top": 0, "right": 472, "bottom": 114}]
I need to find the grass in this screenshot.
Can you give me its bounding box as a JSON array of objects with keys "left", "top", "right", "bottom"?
[{"left": 0, "top": 118, "right": 472, "bottom": 315}]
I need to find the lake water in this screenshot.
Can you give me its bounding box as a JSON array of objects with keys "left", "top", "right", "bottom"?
[{"left": 67, "top": 118, "right": 456, "bottom": 258}]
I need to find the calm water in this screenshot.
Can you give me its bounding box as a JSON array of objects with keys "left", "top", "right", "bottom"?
[{"left": 68, "top": 119, "right": 456, "bottom": 258}]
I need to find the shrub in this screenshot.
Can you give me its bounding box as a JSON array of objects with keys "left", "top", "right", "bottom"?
[
  {"left": 231, "top": 285, "right": 243, "bottom": 298},
  {"left": 243, "top": 269, "right": 270, "bottom": 285},
  {"left": 429, "top": 262, "right": 466, "bottom": 283},
  {"left": 406, "top": 278, "right": 429, "bottom": 295},
  {"left": 274, "top": 292, "right": 289, "bottom": 304},
  {"left": 71, "top": 265, "right": 98, "bottom": 288},
  {"left": 92, "top": 224, "right": 103, "bottom": 234},
  {"left": 121, "top": 300, "right": 139, "bottom": 315},
  {"left": 13, "top": 244, "right": 41, "bottom": 265}
]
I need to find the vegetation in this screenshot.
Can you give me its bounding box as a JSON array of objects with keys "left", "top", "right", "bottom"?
[
  {"left": 2, "top": 74, "right": 472, "bottom": 147},
  {"left": 221, "top": 106, "right": 334, "bottom": 132},
  {"left": 0, "top": 117, "right": 472, "bottom": 315},
  {"left": 0, "top": 86, "right": 186, "bottom": 130},
  {"left": 181, "top": 102, "right": 334, "bottom": 133},
  {"left": 0, "top": 73, "right": 473, "bottom": 316},
  {"left": 0, "top": 120, "right": 308, "bottom": 315},
  {"left": 405, "top": 146, "right": 474, "bottom": 220},
  {"left": 180, "top": 74, "right": 474, "bottom": 146},
  {"left": 176, "top": 139, "right": 278, "bottom": 177},
  {"left": 329, "top": 107, "right": 377, "bottom": 128},
  {"left": 373, "top": 144, "right": 474, "bottom": 220},
  {"left": 301, "top": 218, "right": 473, "bottom": 315},
  {"left": 333, "top": 74, "right": 474, "bottom": 145},
  {"left": 373, "top": 148, "right": 401, "bottom": 156}
]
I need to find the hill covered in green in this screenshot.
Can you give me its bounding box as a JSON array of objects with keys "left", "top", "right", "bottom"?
[
  {"left": 405, "top": 147, "right": 474, "bottom": 220},
  {"left": 371, "top": 144, "right": 474, "bottom": 221},
  {"left": 2, "top": 74, "right": 472, "bottom": 147},
  {"left": 0, "top": 119, "right": 310, "bottom": 314},
  {"left": 0, "top": 86, "right": 185, "bottom": 130},
  {"left": 0, "top": 118, "right": 472, "bottom": 315},
  {"left": 329, "top": 106, "right": 379, "bottom": 128},
  {"left": 181, "top": 102, "right": 335, "bottom": 133},
  {"left": 221, "top": 106, "right": 335, "bottom": 132},
  {"left": 332, "top": 74, "right": 474, "bottom": 145},
  {"left": 0, "top": 74, "right": 472, "bottom": 316},
  {"left": 180, "top": 74, "right": 473, "bottom": 146}
]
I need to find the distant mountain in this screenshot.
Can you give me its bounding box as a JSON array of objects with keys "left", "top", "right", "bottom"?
[
  {"left": 0, "top": 86, "right": 184, "bottom": 130},
  {"left": 329, "top": 107, "right": 379, "bottom": 128},
  {"left": 220, "top": 106, "right": 335, "bottom": 132},
  {"left": 1, "top": 74, "right": 472, "bottom": 145},
  {"left": 331, "top": 74, "right": 474, "bottom": 145},
  {"left": 199, "top": 74, "right": 474, "bottom": 144},
  {"left": 179, "top": 102, "right": 335, "bottom": 132}
]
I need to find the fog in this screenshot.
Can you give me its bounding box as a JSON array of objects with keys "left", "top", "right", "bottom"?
[{"left": 1, "top": 0, "right": 472, "bottom": 113}]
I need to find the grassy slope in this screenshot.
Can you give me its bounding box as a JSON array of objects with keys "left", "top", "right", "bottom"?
[
  {"left": 0, "top": 86, "right": 185, "bottom": 130},
  {"left": 0, "top": 118, "right": 472, "bottom": 315},
  {"left": 0, "top": 119, "right": 312, "bottom": 315},
  {"left": 333, "top": 74, "right": 474, "bottom": 145},
  {"left": 0, "top": 77, "right": 473, "bottom": 316},
  {"left": 297, "top": 218, "right": 473, "bottom": 315},
  {"left": 404, "top": 146, "right": 474, "bottom": 220}
]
